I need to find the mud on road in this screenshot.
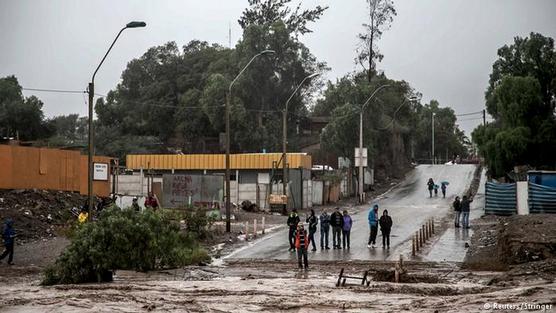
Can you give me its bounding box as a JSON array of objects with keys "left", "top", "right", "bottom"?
[{"left": 1, "top": 259, "right": 554, "bottom": 312}]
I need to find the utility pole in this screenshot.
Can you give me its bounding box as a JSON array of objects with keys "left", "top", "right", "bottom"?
[
  {"left": 225, "top": 50, "right": 275, "bottom": 233},
  {"left": 357, "top": 84, "right": 391, "bottom": 204},
  {"left": 482, "top": 109, "right": 486, "bottom": 127},
  {"left": 87, "top": 21, "right": 146, "bottom": 213},
  {"left": 282, "top": 73, "right": 319, "bottom": 204},
  {"left": 431, "top": 112, "right": 435, "bottom": 165}
]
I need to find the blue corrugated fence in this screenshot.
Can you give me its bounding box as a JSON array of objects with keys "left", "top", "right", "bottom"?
[
  {"left": 528, "top": 182, "right": 556, "bottom": 214},
  {"left": 485, "top": 182, "right": 517, "bottom": 215}
]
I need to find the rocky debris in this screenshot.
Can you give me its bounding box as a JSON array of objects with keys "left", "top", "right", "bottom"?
[{"left": 0, "top": 189, "right": 87, "bottom": 243}]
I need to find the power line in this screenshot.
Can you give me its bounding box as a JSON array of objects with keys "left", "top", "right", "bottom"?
[
  {"left": 22, "top": 87, "right": 86, "bottom": 94},
  {"left": 455, "top": 110, "right": 483, "bottom": 117}
]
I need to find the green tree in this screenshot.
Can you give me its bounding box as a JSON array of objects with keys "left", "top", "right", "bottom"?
[
  {"left": 357, "top": 0, "right": 397, "bottom": 82},
  {"left": 0, "top": 76, "right": 53, "bottom": 140},
  {"left": 473, "top": 33, "right": 556, "bottom": 177}
]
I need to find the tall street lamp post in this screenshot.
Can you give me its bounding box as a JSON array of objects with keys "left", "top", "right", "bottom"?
[
  {"left": 282, "top": 72, "right": 320, "bottom": 203},
  {"left": 87, "top": 21, "right": 146, "bottom": 213},
  {"left": 358, "top": 84, "right": 391, "bottom": 204},
  {"left": 432, "top": 112, "right": 436, "bottom": 164},
  {"left": 225, "top": 50, "right": 275, "bottom": 232}
]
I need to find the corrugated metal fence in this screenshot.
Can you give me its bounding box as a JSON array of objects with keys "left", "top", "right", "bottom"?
[
  {"left": 528, "top": 183, "right": 556, "bottom": 214},
  {"left": 485, "top": 182, "right": 517, "bottom": 215}
]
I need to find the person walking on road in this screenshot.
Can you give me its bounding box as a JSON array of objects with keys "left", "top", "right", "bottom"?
[
  {"left": 367, "top": 204, "right": 379, "bottom": 248},
  {"left": 306, "top": 209, "right": 318, "bottom": 252},
  {"left": 427, "top": 178, "right": 435, "bottom": 198},
  {"left": 330, "top": 207, "right": 344, "bottom": 249},
  {"left": 453, "top": 196, "right": 461, "bottom": 227},
  {"left": 287, "top": 209, "right": 300, "bottom": 251},
  {"left": 441, "top": 182, "right": 448, "bottom": 198},
  {"left": 294, "top": 224, "right": 310, "bottom": 270},
  {"left": 379, "top": 210, "right": 393, "bottom": 249},
  {"left": 342, "top": 210, "right": 353, "bottom": 250},
  {"left": 461, "top": 195, "right": 473, "bottom": 229},
  {"left": 319, "top": 210, "right": 331, "bottom": 250},
  {"left": 0, "top": 219, "right": 16, "bottom": 265},
  {"left": 434, "top": 184, "right": 439, "bottom": 197}
]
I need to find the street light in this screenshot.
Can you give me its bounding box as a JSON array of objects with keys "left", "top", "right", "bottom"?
[
  {"left": 432, "top": 112, "right": 436, "bottom": 164},
  {"left": 87, "top": 21, "right": 146, "bottom": 213},
  {"left": 358, "top": 84, "right": 391, "bottom": 204},
  {"left": 282, "top": 72, "right": 320, "bottom": 204},
  {"left": 225, "top": 50, "right": 275, "bottom": 232}
]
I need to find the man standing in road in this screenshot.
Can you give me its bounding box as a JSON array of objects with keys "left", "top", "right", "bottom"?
[
  {"left": 379, "top": 210, "right": 393, "bottom": 249},
  {"left": 461, "top": 195, "right": 473, "bottom": 229},
  {"left": 287, "top": 209, "right": 300, "bottom": 251},
  {"left": 319, "top": 210, "right": 330, "bottom": 250},
  {"left": 342, "top": 210, "right": 353, "bottom": 250},
  {"left": 427, "top": 178, "right": 435, "bottom": 198},
  {"left": 453, "top": 196, "right": 461, "bottom": 227},
  {"left": 0, "top": 219, "right": 15, "bottom": 265},
  {"left": 367, "top": 204, "right": 379, "bottom": 248},
  {"left": 294, "top": 224, "right": 310, "bottom": 270},
  {"left": 306, "top": 209, "right": 318, "bottom": 252},
  {"left": 330, "top": 207, "right": 344, "bottom": 249}
]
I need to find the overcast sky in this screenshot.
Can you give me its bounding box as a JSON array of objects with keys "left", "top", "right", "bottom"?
[{"left": 1, "top": 0, "right": 555, "bottom": 135}]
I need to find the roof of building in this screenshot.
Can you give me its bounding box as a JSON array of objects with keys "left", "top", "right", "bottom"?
[{"left": 126, "top": 153, "right": 312, "bottom": 171}]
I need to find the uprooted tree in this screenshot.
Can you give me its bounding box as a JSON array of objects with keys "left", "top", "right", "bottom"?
[{"left": 42, "top": 207, "right": 210, "bottom": 285}]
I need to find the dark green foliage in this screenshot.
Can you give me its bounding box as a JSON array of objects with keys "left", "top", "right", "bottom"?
[
  {"left": 316, "top": 71, "right": 468, "bottom": 177},
  {"left": 42, "top": 208, "right": 210, "bottom": 285},
  {"left": 0, "top": 76, "right": 54, "bottom": 141},
  {"left": 473, "top": 33, "right": 556, "bottom": 177}
]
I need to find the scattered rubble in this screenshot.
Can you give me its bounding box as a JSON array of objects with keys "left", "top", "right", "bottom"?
[{"left": 0, "top": 189, "right": 87, "bottom": 243}]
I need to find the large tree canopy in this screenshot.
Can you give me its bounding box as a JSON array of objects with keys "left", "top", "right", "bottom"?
[
  {"left": 473, "top": 33, "right": 556, "bottom": 177},
  {"left": 315, "top": 71, "right": 468, "bottom": 178},
  {"left": 0, "top": 76, "right": 53, "bottom": 141}
]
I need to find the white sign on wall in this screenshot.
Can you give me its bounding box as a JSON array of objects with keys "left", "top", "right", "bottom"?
[
  {"left": 93, "top": 163, "right": 109, "bottom": 181},
  {"left": 354, "top": 148, "right": 368, "bottom": 167}
]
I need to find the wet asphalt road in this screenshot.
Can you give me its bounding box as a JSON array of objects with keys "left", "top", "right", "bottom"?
[{"left": 226, "top": 164, "right": 477, "bottom": 262}]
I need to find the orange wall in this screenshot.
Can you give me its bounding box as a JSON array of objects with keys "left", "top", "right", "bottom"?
[{"left": 0, "top": 145, "right": 111, "bottom": 197}]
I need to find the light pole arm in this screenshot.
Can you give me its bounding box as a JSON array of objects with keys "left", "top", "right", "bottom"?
[
  {"left": 229, "top": 51, "right": 269, "bottom": 93},
  {"left": 284, "top": 75, "right": 313, "bottom": 114},
  {"left": 361, "top": 84, "right": 391, "bottom": 112},
  {"left": 92, "top": 27, "right": 127, "bottom": 84}
]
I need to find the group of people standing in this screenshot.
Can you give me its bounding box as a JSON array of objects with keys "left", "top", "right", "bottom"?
[
  {"left": 286, "top": 205, "right": 393, "bottom": 270},
  {"left": 453, "top": 195, "right": 473, "bottom": 228}
]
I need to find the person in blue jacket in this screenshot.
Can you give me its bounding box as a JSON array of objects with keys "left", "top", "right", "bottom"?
[
  {"left": 1, "top": 219, "right": 16, "bottom": 265},
  {"left": 367, "top": 204, "right": 379, "bottom": 248}
]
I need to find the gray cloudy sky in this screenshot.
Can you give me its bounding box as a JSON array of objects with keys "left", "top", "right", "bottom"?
[{"left": 1, "top": 0, "right": 555, "bottom": 135}]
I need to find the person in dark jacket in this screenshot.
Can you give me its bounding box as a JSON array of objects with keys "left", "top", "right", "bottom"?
[
  {"left": 453, "top": 196, "right": 461, "bottom": 227},
  {"left": 427, "top": 178, "right": 435, "bottom": 198},
  {"left": 294, "top": 224, "right": 310, "bottom": 270},
  {"left": 379, "top": 210, "right": 393, "bottom": 249},
  {"left": 329, "top": 207, "right": 344, "bottom": 249},
  {"left": 287, "top": 209, "right": 300, "bottom": 251},
  {"left": 306, "top": 209, "right": 318, "bottom": 252},
  {"left": 0, "top": 219, "right": 16, "bottom": 265},
  {"left": 342, "top": 210, "right": 353, "bottom": 249},
  {"left": 460, "top": 195, "right": 473, "bottom": 229},
  {"left": 319, "top": 210, "right": 331, "bottom": 250}
]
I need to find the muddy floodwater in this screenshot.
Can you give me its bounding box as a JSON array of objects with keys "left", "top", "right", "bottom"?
[{"left": 1, "top": 261, "right": 554, "bottom": 312}]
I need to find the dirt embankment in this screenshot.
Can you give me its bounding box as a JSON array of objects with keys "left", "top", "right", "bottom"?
[
  {"left": 464, "top": 214, "right": 556, "bottom": 277},
  {"left": 0, "top": 189, "right": 87, "bottom": 243}
]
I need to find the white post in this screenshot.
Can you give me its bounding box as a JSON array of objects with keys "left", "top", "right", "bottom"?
[
  {"left": 245, "top": 221, "right": 249, "bottom": 239},
  {"left": 262, "top": 216, "right": 265, "bottom": 234},
  {"left": 516, "top": 181, "right": 530, "bottom": 215},
  {"left": 358, "top": 111, "right": 364, "bottom": 203},
  {"left": 432, "top": 112, "right": 435, "bottom": 165}
]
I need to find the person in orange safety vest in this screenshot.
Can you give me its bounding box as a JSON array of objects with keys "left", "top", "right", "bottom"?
[{"left": 294, "top": 224, "right": 310, "bottom": 270}]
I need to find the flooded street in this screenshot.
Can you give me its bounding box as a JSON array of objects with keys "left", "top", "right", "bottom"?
[{"left": 1, "top": 261, "right": 554, "bottom": 312}]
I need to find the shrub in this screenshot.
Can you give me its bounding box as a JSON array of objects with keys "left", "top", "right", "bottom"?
[{"left": 42, "top": 207, "right": 210, "bottom": 285}]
